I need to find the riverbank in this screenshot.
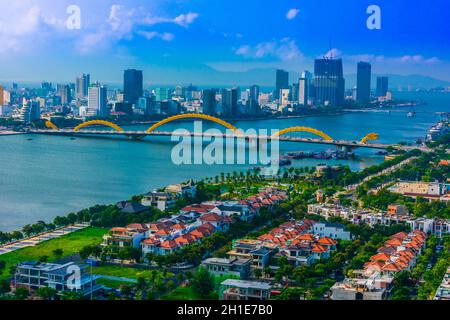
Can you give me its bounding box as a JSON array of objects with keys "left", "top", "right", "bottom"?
[{"left": 0, "top": 131, "right": 26, "bottom": 136}]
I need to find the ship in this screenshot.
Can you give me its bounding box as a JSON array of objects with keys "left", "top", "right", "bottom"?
[{"left": 426, "top": 121, "right": 449, "bottom": 142}]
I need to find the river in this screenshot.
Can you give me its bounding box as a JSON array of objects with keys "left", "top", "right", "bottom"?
[{"left": 0, "top": 91, "right": 448, "bottom": 231}]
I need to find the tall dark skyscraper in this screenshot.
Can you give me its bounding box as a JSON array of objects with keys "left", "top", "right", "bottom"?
[
  {"left": 123, "top": 69, "right": 143, "bottom": 105},
  {"left": 356, "top": 62, "right": 371, "bottom": 103},
  {"left": 376, "top": 76, "right": 389, "bottom": 97},
  {"left": 248, "top": 85, "right": 260, "bottom": 116},
  {"left": 275, "top": 69, "right": 289, "bottom": 100},
  {"left": 202, "top": 89, "right": 217, "bottom": 115},
  {"left": 249, "top": 85, "right": 260, "bottom": 102},
  {"left": 221, "top": 88, "right": 238, "bottom": 118},
  {"left": 313, "top": 58, "right": 345, "bottom": 106}
]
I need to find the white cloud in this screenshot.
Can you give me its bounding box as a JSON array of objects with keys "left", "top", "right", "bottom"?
[
  {"left": 0, "top": 2, "right": 65, "bottom": 53},
  {"left": 77, "top": 6, "right": 198, "bottom": 53},
  {"left": 235, "top": 45, "right": 250, "bottom": 55},
  {"left": 286, "top": 8, "right": 300, "bottom": 20},
  {"left": 321, "top": 48, "right": 342, "bottom": 59},
  {"left": 235, "top": 38, "right": 303, "bottom": 61},
  {"left": 173, "top": 12, "right": 199, "bottom": 27},
  {"left": 346, "top": 52, "right": 440, "bottom": 65},
  {"left": 0, "top": 1, "right": 198, "bottom": 55},
  {"left": 109, "top": 5, "right": 135, "bottom": 36},
  {"left": 397, "top": 55, "right": 440, "bottom": 64},
  {"left": 142, "top": 11, "right": 199, "bottom": 28},
  {"left": 138, "top": 31, "right": 174, "bottom": 42}
]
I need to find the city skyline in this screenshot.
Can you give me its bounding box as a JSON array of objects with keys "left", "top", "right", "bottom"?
[{"left": 0, "top": 0, "right": 449, "bottom": 85}]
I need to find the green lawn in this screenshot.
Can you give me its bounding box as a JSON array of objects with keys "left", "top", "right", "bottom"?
[
  {"left": 96, "top": 278, "right": 126, "bottom": 289},
  {"left": 161, "top": 275, "right": 231, "bottom": 300},
  {"left": 161, "top": 286, "right": 218, "bottom": 300},
  {"left": 0, "top": 227, "right": 107, "bottom": 280},
  {"left": 92, "top": 265, "right": 173, "bottom": 280}
]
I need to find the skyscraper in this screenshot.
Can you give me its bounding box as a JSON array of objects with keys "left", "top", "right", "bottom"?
[
  {"left": 290, "top": 83, "right": 299, "bottom": 102},
  {"left": 356, "top": 62, "right": 371, "bottom": 103},
  {"left": 299, "top": 70, "right": 312, "bottom": 105},
  {"left": 57, "top": 84, "right": 71, "bottom": 105},
  {"left": 275, "top": 69, "right": 289, "bottom": 100},
  {"left": 124, "top": 69, "right": 143, "bottom": 105},
  {"left": 76, "top": 74, "right": 90, "bottom": 99},
  {"left": 313, "top": 58, "right": 345, "bottom": 106},
  {"left": 221, "top": 88, "right": 238, "bottom": 118},
  {"left": 202, "top": 89, "right": 217, "bottom": 115},
  {"left": 376, "top": 77, "right": 389, "bottom": 97},
  {"left": 0, "top": 86, "right": 4, "bottom": 106},
  {"left": 88, "top": 84, "right": 108, "bottom": 117},
  {"left": 248, "top": 85, "right": 260, "bottom": 116},
  {"left": 249, "top": 85, "right": 260, "bottom": 102},
  {"left": 19, "top": 99, "right": 40, "bottom": 123}
]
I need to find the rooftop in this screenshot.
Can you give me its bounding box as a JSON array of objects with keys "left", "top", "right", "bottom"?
[{"left": 221, "top": 279, "right": 272, "bottom": 290}]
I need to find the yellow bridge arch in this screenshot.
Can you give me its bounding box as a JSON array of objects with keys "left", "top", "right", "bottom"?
[
  {"left": 146, "top": 113, "right": 242, "bottom": 135},
  {"left": 360, "top": 133, "right": 379, "bottom": 144},
  {"left": 45, "top": 120, "right": 59, "bottom": 130},
  {"left": 74, "top": 120, "right": 124, "bottom": 132},
  {"left": 272, "top": 126, "right": 334, "bottom": 141}
]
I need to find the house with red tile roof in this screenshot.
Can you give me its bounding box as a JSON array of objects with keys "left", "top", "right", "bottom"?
[
  {"left": 199, "top": 213, "right": 233, "bottom": 232},
  {"left": 331, "top": 230, "right": 428, "bottom": 300},
  {"left": 103, "top": 224, "right": 148, "bottom": 248},
  {"left": 159, "top": 240, "right": 179, "bottom": 255}
]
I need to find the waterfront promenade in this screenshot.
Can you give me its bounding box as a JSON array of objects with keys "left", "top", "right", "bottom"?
[
  {"left": 0, "top": 131, "right": 25, "bottom": 136},
  {"left": 0, "top": 223, "right": 90, "bottom": 256}
]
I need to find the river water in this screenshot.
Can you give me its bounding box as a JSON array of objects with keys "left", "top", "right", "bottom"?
[{"left": 0, "top": 91, "right": 448, "bottom": 231}]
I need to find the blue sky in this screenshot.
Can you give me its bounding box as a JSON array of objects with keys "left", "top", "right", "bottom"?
[{"left": 0, "top": 0, "right": 449, "bottom": 86}]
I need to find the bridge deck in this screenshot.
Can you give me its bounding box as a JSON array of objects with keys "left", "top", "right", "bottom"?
[{"left": 29, "top": 129, "right": 430, "bottom": 152}]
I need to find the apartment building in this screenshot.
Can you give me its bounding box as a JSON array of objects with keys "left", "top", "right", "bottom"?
[
  {"left": 202, "top": 257, "right": 252, "bottom": 279},
  {"left": 15, "top": 261, "right": 101, "bottom": 297},
  {"left": 220, "top": 279, "right": 272, "bottom": 300}
]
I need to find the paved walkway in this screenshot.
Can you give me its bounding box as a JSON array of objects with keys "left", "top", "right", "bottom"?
[{"left": 0, "top": 223, "right": 90, "bottom": 256}]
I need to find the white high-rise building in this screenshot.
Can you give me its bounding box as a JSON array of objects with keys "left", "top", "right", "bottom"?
[
  {"left": 299, "top": 70, "right": 312, "bottom": 105},
  {"left": 280, "top": 89, "right": 290, "bottom": 106},
  {"left": 88, "top": 84, "right": 108, "bottom": 117}
]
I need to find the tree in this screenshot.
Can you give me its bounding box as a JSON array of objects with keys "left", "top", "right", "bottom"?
[
  {"left": 177, "top": 273, "right": 184, "bottom": 283},
  {"left": 167, "top": 280, "right": 176, "bottom": 291},
  {"left": 191, "top": 267, "right": 215, "bottom": 298},
  {"left": 0, "top": 280, "right": 10, "bottom": 295},
  {"left": 136, "top": 277, "right": 147, "bottom": 291},
  {"left": 0, "top": 260, "right": 5, "bottom": 275},
  {"left": 14, "top": 288, "right": 29, "bottom": 300},
  {"left": 36, "top": 287, "right": 58, "bottom": 300},
  {"left": 253, "top": 268, "right": 262, "bottom": 279},
  {"left": 61, "top": 291, "right": 84, "bottom": 300},
  {"left": 52, "top": 248, "right": 64, "bottom": 260}
]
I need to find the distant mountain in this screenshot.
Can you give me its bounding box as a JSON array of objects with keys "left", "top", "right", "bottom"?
[
  {"left": 184, "top": 66, "right": 449, "bottom": 90},
  {"left": 344, "top": 74, "right": 450, "bottom": 90}
]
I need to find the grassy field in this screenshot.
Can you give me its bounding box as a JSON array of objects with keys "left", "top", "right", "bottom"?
[
  {"left": 96, "top": 278, "right": 127, "bottom": 289},
  {"left": 92, "top": 265, "right": 174, "bottom": 280},
  {"left": 161, "top": 275, "right": 232, "bottom": 300},
  {"left": 0, "top": 227, "right": 107, "bottom": 280}
]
